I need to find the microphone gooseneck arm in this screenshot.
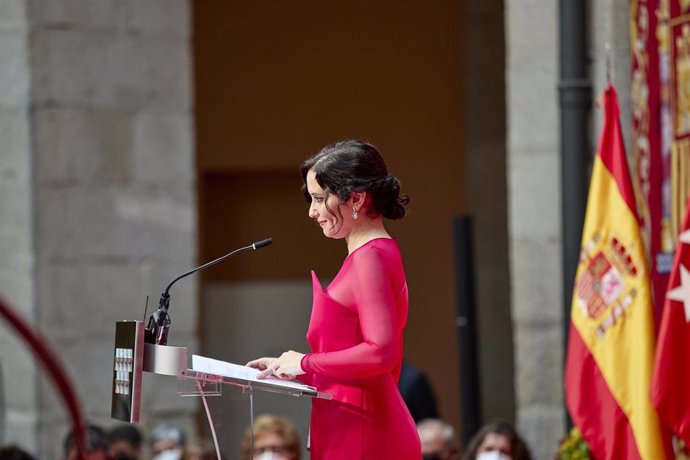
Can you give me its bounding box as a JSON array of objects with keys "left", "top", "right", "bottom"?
[
  {"left": 162, "top": 238, "right": 273, "bottom": 301},
  {"left": 146, "top": 238, "right": 273, "bottom": 345}
]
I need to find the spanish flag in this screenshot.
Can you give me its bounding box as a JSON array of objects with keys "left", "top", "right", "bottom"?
[{"left": 564, "top": 85, "right": 668, "bottom": 459}]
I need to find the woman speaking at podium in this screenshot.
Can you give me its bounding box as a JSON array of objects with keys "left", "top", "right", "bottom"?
[{"left": 247, "top": 140, "right": 421, "bottom": 459}]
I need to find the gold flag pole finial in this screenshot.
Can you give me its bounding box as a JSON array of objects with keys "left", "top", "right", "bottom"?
[{"left": 596, "top": 44, "right": 614, "bottom": 109}]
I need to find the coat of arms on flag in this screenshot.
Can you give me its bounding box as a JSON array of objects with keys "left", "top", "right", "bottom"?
[{"left": 575, "top": 233, "right": 640, "bottom": 337}]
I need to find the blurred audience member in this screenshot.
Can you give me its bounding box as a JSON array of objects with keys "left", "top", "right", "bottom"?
[
  {"left": 399, "top": 362, "right": 439, "bottom": 423},
  {"left": 108, "top": 424, "right": 143, "bottom": 460},
  {"left": 187, "top": 438, "right": 217, "bottom": 460},
  {"left": 0, "top": 445, "right": 36, "bottom": 460},
  {"left": 241, "top": 414, "right": 301, "bottom": 460},
  {"left": 417, "top": 418, "right": 460, "bottom": 460},
  {"left": 149, "top": 424, "right": 186, "bottom": 460},
  {"left": 462, "top": 420, "right": 532, "bottom": 460},
  {"left": 63, "top": 424, "right": 110, "bottom": 460}
]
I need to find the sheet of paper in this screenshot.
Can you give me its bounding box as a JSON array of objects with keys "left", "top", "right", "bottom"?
[{"left": 191, "top": 354, "right": 315, "bottom": 392}]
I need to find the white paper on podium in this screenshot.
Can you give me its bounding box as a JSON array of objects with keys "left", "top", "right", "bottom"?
[{"left": 192, "top": 354, "right": 317, "bottom": 393}]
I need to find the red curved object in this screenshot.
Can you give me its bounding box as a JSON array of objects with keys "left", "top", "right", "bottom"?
[{"left": 0, "top": 294, "right": 85, "bottom": 459}]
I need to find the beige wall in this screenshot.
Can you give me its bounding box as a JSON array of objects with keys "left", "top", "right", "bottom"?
[
  {"left": 463, "top": 0, "right": 514, "bottom": 427},
  {"left": 194, "top": 0, "right": 465, "bottom": 439}
]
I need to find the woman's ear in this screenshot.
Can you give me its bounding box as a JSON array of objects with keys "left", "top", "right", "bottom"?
[{"left": 350, "top": 191, "right": 367, "bottom": 210}]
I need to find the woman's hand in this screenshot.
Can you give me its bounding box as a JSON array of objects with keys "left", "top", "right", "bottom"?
[
  {"left": 246, "top": 356, "right": 276, "bottom": 372},
  {"left": 247, "top": 350, "right": 305, "bottom": 380}
]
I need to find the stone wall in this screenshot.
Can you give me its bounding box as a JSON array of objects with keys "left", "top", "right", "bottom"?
[{"left": 0, "top": 1, "right": 198, "bottom": 456}]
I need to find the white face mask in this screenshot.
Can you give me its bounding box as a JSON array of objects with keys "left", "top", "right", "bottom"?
[
  {"left": 255, "top": 453, "right": 291, "bottom": 460},
  {"left": 477, "top": 451, "right": 511, "bottom": 460},
  {"left": 153, "top": 449, "right": 183, "bottom": 460}
]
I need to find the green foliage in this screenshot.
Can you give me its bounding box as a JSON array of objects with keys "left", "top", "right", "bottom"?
[{"left": 558, "top": 427, "right": 591, "bottom": 460}]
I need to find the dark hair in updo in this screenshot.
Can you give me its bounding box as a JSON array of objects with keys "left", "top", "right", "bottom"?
[{"left": 300, "top": 139, "right": 409, "bottom": 220}]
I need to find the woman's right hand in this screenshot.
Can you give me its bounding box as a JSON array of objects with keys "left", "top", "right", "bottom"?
[
  {"left": 247, "top": 351, "right": 306, "bottom": 379},
  {"left": 246, "top": 357, "right": 277, "bottom": 372}
]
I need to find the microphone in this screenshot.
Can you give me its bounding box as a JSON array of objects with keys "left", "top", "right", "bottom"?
[{"left": 145, "top": 238, "right": 273, "bottom": 345}]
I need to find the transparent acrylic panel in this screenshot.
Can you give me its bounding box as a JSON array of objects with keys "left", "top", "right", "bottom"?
[{"left": 178, "top": 370, "right": 315, "bottom": 460}]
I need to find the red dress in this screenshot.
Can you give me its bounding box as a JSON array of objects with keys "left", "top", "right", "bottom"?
[{"left": 299, "top": 238, "right": 421, "bottom": 459}]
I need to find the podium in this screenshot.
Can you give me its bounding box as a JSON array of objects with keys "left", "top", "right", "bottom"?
[{"left": 111, "top": 320, "right": 330, "bottom": 458}]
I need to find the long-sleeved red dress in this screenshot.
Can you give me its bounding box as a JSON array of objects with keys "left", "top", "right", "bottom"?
[{"left": 299, "top": 238, "right": 421, "bottom": 459}]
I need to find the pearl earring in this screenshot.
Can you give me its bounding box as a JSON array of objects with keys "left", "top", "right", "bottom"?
[{"left": 352, "top": 208, "right": 359, "bottom": 220}]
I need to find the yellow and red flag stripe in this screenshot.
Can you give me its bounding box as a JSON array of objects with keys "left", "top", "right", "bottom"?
[{"left": 564, "top": 85, "right": 669, "bottom": 459}]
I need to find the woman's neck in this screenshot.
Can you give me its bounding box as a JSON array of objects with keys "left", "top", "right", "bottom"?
[{"left": 345, "top": 218, "right": 390, "bottom": 254}]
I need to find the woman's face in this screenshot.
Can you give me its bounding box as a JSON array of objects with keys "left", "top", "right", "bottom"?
[{"left": 306, "top": 169, "right": 350, "bottom": 239}]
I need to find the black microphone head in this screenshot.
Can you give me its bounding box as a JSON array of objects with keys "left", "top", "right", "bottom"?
[{"left": 252, "top": 238, "right": 273, "bottom": 249}]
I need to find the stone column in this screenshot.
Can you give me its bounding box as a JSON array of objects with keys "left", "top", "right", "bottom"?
[
  {"left": 0, "top": 1, "right": 198, "bottom": 456},
  {"left": 0, "top": 0, "right": 38, "bottom": 447},
  {"left": 506, "top": 1, "right": 564, "bottom": 458}
]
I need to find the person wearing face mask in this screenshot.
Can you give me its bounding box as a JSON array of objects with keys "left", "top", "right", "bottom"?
[
  {"left": 149, "top": 424, "right": 186, "bottom": 460},
  {"left": 186, "top": 438, "right": 217, "bottom": 460},
  {"left": 240, "top": 414, "right": 301, "bottom": 460},
  {"left": 418, "top": 418, "right": 460, "bottom": 460},
  {"left": 461, "top": 420, "right": 532, "bottom": 460},
  {"left": 246, "top": 140, "right": 420, "bottom": 459}
]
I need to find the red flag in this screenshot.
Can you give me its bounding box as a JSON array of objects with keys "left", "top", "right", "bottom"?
[{"left": 651, "top": 198, "right": 690, "bottom": 445}]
